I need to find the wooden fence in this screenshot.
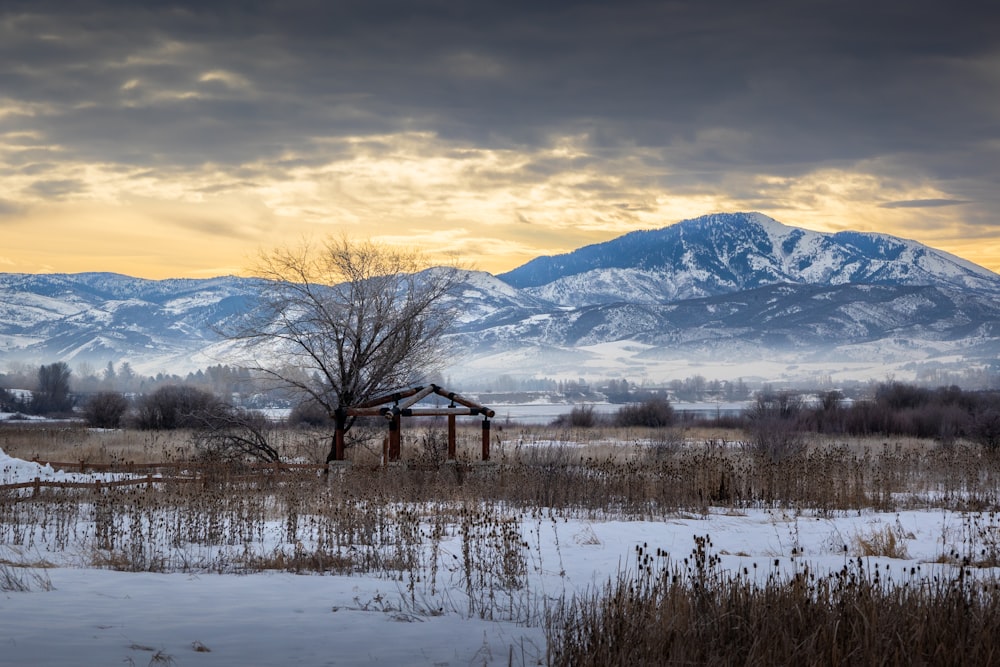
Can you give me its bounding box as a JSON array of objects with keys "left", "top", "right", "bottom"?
[
  {"left": 26, "top": 459, "right": 328, "bottom": 474},
  {"left": 0, "top": 460, "right": 330, "bottom": 495}
]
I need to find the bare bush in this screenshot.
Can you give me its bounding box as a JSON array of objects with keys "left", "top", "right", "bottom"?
[
  {"left": 615, "top": 397, "right": 675, "bottom": 428},
  {"left": 133, "top": 385, "right": 223, "bottom": 430},
  {"left": 969, "top": 408, "right": 1000, "bottom": 452},
  {"left": 553, "top": 404, "right": 598, "bottom": 428},
  {"left": 82, "top": 392, "right": 130, "bottom": 428},
  {"left": 744, "top": 391, "right": 806, "bottom": 461},
  {"left": 287, "top": 399, "right": 333, "bottom": 427},
  {"left": 413, "top": 428, "right": 449, "bottom": 467}
]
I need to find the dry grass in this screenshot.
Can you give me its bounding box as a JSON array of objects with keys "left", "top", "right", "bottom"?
[
  {"left": 852, "top": 523, "right": 912, "bottom": 559},
  {"left": 0, "top": 423, "right": 334, "bottom": 466},
  {"left": 546, "top": 539, "right": 1000, "bottom": 667},
  {"left": 6, "top": 423, "right": 1000, "bottom": 662},
  {"left": 0, "top": 423, "right": 195, "bottom": 465},
  {"left": 0, "top": 556, "right": 53, "bottom": 592},
  {"left": 6, "top": 425, "right": 1000, "bottom": 519}
]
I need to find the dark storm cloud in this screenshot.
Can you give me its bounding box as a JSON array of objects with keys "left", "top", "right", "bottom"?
[
  {"left": 25, "top": 178, "right": 86, "bottom": 199},
  {"left": 880, "top": 199, "right": 972, "bottom": 209},
  {"left": 2, "top": 0, "right": 999, "bottom": 196}
]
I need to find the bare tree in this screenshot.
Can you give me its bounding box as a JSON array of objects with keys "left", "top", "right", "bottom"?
[
  {"left": 191, "top": 405, "right": 281, "bottom": 463},
  {"left": 229, "top": 236, "right": 462, "bottom": 462},
  {"left": 32, "top": 362, "right": 74, "bottom": 415}
]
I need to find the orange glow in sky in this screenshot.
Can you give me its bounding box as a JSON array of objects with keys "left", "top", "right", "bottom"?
[{"left": 1, "top": 136, "right": 996, "bottom": 279}]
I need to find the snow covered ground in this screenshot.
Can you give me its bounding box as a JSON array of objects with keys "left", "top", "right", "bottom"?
[{"left": 1, "top": 445, "right": 995, "bottom": 666}]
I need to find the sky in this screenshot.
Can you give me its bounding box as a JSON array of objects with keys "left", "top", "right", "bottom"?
[{"left": 1, "top": 0, "right": 999, "bottom": 279}]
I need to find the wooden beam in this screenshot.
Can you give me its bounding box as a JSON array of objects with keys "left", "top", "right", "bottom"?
[
  {"left": 397, "top": 384, "right": 437, "bottom": 410},
  {"left": 384, "top": 407, "right": 492, "bottom": 418},
  {"left": 432, "top": 386, "right": 494, "bottom": 416},
  {"left": 352, "top": 387, "right": 423, "bottom": 411},
  {"left": 346, "top": 407, "right": 391, "bottom": 418}
]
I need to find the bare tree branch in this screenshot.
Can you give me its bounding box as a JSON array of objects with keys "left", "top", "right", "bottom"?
[
  {"left": 191, "top": 405, "right": 281, "bottom": 464},
  {"left": 224, "top": 236, "right": 463, "bottom": 462}
]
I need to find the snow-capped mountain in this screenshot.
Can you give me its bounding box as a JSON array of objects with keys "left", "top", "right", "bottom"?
[
  {"left": 0, "top": 272, "right": 261, "bottom": 374},
  {"left": 1, "top": 213, "right": 998, "bottom": 383},
  {"left": 442, "top": 270, "right": 554, "bottom": 330},
  {"left": 498, "top": 212, "right": 1000, "bottom": 307}
]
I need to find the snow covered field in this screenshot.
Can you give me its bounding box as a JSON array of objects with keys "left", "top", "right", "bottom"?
[{"left": 2, "top": 443, "right": 997, "bottom": 666}]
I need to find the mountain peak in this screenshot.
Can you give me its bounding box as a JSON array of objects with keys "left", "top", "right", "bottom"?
[{"left": 498, "top": 212, "right": 1000, "bottom": 307}]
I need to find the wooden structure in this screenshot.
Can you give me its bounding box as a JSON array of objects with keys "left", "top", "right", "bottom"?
[{"left": 331, "top": 384, "right": 495, "bottom": 463}]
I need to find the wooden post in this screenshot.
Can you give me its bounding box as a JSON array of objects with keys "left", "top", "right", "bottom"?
[
  {"left": 389, "top": 411, "right": 401, "bottom": 461},
  {"left": 333, "top": 408, "right": 346, "bottom": 461},
  {"left": 481, "top": 418, "right": 490, "bottom": 461},
  {"left": 448, "top": 414, "right": 457, "bottom": 460}
]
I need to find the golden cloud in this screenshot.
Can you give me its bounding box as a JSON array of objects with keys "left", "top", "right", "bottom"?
[{"left": 2, "top": 131, "right": 997, "bottom": 278}]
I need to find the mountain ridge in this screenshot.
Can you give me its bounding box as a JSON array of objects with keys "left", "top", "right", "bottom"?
[{"left": 1, "top": 212, "right": 998, "bottom": 382}]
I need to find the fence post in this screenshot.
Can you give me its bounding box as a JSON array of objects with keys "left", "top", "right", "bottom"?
[
  {"left": 481, "top": 418, "right": 491, "bottom": 461},
  {"left": 388, "top": 412, "right": 401, "bottom": 462},
  {"left": 448, "top": 414, "right": 457, "bottom": 461}
]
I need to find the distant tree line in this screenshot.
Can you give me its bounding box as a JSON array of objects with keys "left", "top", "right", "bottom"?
[
  {"left": 729, "top": 382, "right": 1000, "bottom": 451},
  {"left": 0, "top": 362, "right": 75, "bottom": 416},
  {"left": 555, "top": 381, "right": 1000, "bottom": 452},
  {"left": 1, "top": 361, "right": 263, "bottom": 403},
  {"left": 477, "top": 375, "right": 757, "bottom": 404}
]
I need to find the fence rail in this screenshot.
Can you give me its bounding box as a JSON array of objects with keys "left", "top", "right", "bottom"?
[
  {"left": 26, "top": 458, "right": 328, "bottom": 474},
  {"left": 0, "top": 475, "right": 195, "bottom": 493},
  {"left": 0, "top": 460, "right": 330, "bottom": 495}
]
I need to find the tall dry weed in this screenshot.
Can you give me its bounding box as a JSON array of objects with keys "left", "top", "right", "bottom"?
[{"left": 546, "top": 536, "right": 1000, "bottom": 667}]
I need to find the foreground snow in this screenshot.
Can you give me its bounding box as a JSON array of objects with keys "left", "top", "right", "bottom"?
[
  {"left": 1, "top": 446, "right": 995, "bottom": 666},
  {"left": 2, "top": 568, "right": 537, "bottom": 666}
]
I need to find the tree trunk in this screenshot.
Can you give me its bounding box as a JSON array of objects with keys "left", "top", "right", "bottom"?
[{"left": 325, "top": 409, "right": 347, "bottom": 464}]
